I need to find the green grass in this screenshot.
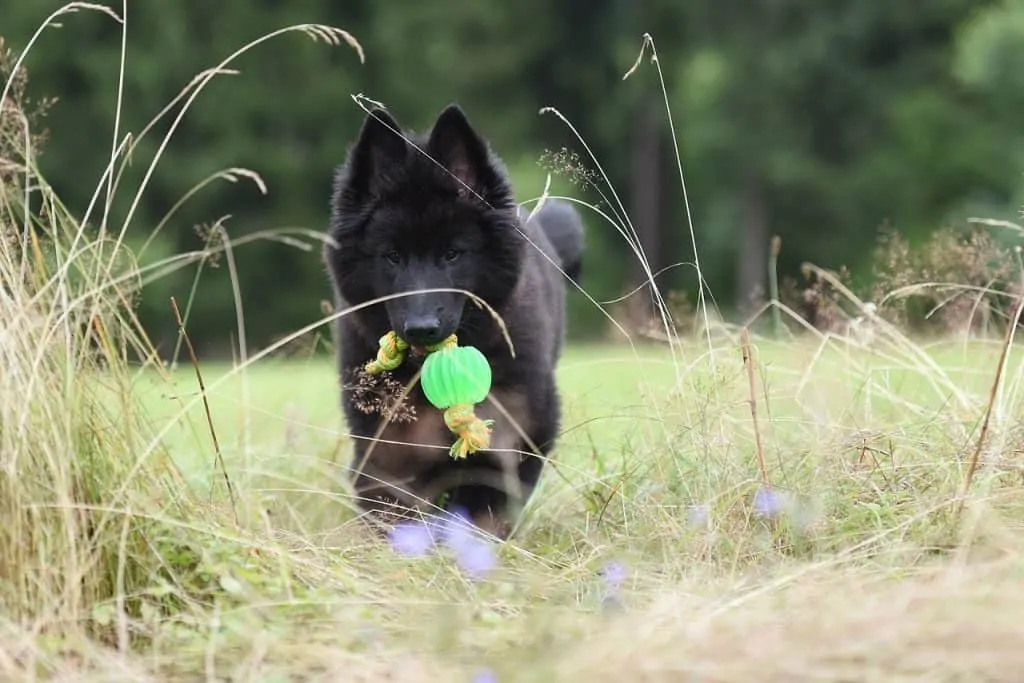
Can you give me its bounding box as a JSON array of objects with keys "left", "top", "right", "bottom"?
[
  {"left": 141, "top": 344, "right": 677, "bottom": 487},
  {"left": 85, "top": 335, "right": 1024, "bottom": 681}
]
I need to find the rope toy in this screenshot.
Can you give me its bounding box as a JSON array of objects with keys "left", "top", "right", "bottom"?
[{"left": 364, "top": 330, "right": 494, "bottom": 459}]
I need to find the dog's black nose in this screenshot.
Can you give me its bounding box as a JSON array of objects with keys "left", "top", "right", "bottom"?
[{"left": 402, "top": 316, "right": 444, "bottom": 346}]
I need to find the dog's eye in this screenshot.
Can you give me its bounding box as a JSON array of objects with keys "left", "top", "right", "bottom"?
[
  {"left": 443, "top": 249, "right": 461, "bottom": 263},
  {"left": 383, "top": 250, "right": 401, "bottom": 265}
]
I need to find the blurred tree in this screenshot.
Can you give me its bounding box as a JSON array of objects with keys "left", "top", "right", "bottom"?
[
  {"left": 953, "top": 0, "right": 1024, "bottom": 217},
  {"left": 666, "top": 0, "right": 1014, "bottom": 311},
  {"left": 3, "top": 0, "right": 1021, "bottom": 353}
]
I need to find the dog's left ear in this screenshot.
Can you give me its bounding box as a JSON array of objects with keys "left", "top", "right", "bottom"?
[{"left": 427, "top": 104, "right": 495, "bottom": 196}]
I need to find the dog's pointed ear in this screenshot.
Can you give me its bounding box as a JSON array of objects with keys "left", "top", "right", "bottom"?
[
  {"left": 426, "top": 104, "right": 495, "bottom": 196},
  {"left": 334, "top": 107, "right": 407, "bottom": 207}
]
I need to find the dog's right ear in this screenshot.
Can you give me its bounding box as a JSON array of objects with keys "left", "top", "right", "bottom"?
[{"left": 333, "top": 108, "right": 407, "bottom": 208}]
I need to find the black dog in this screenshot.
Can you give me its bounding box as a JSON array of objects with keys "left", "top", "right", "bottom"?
[{"left": 323, "top": 104, "right": 584, "bottom": 538}]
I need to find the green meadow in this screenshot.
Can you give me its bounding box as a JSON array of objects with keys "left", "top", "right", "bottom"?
[{"left": 61, "top": 336, "right": 1023, "bottom": 681}]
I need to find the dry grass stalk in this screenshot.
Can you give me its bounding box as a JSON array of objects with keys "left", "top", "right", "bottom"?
[
  {"left": 958, "top": 291, "right": 1024, "bottom": 514},
  {"left": 170, "top": 296, "right": 238, "bottom": 524},
  {"left": 741, "top": 327, "right": 769, "bottom": 486}
]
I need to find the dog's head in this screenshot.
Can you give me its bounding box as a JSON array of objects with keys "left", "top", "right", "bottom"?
[{"left": 325, "top": 104, "right": 523, "bottom": 349}]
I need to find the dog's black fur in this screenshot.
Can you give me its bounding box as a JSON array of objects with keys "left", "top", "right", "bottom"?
[{"left": 323, "top": 104, "right": 585, "bottom": 538}]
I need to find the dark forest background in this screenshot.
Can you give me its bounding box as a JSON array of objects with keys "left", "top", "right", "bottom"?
[{"left": 5, "top": 0, "right": 1024, "bottom": 355}]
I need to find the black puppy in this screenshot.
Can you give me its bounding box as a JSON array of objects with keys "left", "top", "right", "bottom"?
[{"left": 323, "top": 104, "right": 584, "bottom": 538}]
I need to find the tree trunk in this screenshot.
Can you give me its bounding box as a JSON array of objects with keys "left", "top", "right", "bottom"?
[
  {"left": 626, "top": 99, "right": 662, "bottom": 333},
  {"left": 736, "top": 173, "right": 768, "bottom": 317}
]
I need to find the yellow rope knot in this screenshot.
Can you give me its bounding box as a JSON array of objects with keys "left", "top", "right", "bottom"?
[
  {"left": 364, "top": 330, "right": 409, "bottom": 375},
  {"left": 443, "top": 403, "right": 494, "bottom": 459}
]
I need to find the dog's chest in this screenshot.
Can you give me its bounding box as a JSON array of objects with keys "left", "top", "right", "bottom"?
[
  {"left": 373, "top": 403, "right": 451, "bottom": 469},
  {"left": 367, "top": 387, "right": 533, "bottom": 475}
]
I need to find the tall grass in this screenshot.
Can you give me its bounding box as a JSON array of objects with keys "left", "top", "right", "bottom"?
[
  {"left": 0, "top": 6, "right": 367, "bottom": 677},
  {"left": 0, "top": 22, "right": 177, "bottom": 631}
]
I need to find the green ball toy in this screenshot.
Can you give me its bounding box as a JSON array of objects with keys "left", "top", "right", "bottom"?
[
  {"left": 363, "top": 331, "right": 495, "bottom": 459},
  {"left": 420, "top": 346, "right": 492, "bottom": 409}
]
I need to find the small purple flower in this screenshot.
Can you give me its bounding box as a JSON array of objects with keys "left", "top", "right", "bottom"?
[
  {"left": 753, "top": 486, "right": 786, "bottom": 518},
  {"left": 599, "top": 561, "right": 628, "bottom": 614},
  {"left": 438, "top": 505, "right": 475, "bottom": 550},
  {"left": 388, "top": 520, "right": 438, "bottom": 557},
  {"left": 600, "top": 561, "right": 628, "bottom": 590},
  {"left": 471, "top": 669, "right": 498, "bottom": 683},
  {"left": 453, "top": 537, "right": 497, "bottom": 579},
  {"left": 387, "top": 507, "right": 498, "bottom": 579},
  {"left": 438, "top": 506, "right": 497, "bottom": 579}
]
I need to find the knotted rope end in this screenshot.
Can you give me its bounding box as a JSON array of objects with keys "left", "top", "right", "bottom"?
[{"left": 443, "top": 403, "right": 494, "bottom": 459}]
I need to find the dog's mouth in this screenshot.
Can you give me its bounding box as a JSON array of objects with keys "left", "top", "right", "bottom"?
[{"left": 404, "top": 345, "right": 432, "bottom": 365}]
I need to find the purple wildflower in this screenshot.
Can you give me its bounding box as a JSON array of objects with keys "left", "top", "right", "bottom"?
[
  {"left": 753, "top": 486, "right": 786, "bottom": 518},
  {"left": 440, "top": 507, "right": 497, "bottom": 579},
  {"left": 387, "top": 506, "right": 498, "bottom": 579},
  {"left": 454, "top": 538, "right": 497, "bottom": 579},
  {"left": 387, "top": 520, "right": 437, "bottom": 557},
  {"left": 438, "top": 505, "right": 475, "bottom": 549},
  {"left": 600, "top": 561, "right": 628, "bottom": 590},
  {"left": 471, "top": 669, "right": 498, "bottom": 683},
  {"left": 599, "top": 561, "right": 628, "bottom": 614}
]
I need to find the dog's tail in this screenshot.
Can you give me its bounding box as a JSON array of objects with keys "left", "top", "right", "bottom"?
[{"left": 521, "top": 199, "right": 585, "bottom": 285}]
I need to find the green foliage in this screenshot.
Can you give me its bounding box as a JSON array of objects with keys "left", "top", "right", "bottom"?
[
  {"left": 5, "top": 0, "right": 1024, "bottom": 355},
  {"left": 955, "top": 0, "right": 1024, "bottom": 101}
]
